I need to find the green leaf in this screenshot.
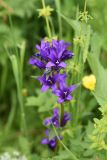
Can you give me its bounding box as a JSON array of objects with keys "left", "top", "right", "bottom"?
[
  {"left": 26, "top": 91, "right": 57, "bottom": 112},
  {"left": 18, "top": 136, "right": 30, "bottom": 155},
  {"left": 54, "top": 151, "right": 71, "bottom": 160},
  {"left": 58, "top": 12, "right": 81, "bottom": 32},
  {"left": 10, "top": 55, "right": 20, "bottom": 90},
  {"left": 6, "top": 0, "right": 37, "bottom": 18},
  {"left": 88, "top": 34, "right": 107, "bottom": 106},
  {"left": 25, "top": 96, "right": 38, "bottom": 106},
  {"left": 29, "top": 154, "right": 41, "bottom": 160}
]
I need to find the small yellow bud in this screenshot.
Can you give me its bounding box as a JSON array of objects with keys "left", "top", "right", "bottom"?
[
  {"left": 44, "top": 36, "right": 58, "bottom": 43},
  {"left": 22, "top": 88, "right": 28, "bottom": 97},
  {"left": 51, "top": 36, "right": 58, "bottom": 41},
  {"left": 44, "top": 37, "right": 50, "bottom": 42},
  {"left": 44, "top": 36, "right": 58, "bottom": 46},
  {"left": 73, "top": 36, "right": 84, "bottom": 45},
  {"left": 82, "top": 74, "right": 96, "bottom": 91},
  {"left": 38, "top": 6, "right": 54, "bottom": 17}
]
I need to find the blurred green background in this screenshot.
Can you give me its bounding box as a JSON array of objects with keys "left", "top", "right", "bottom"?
[{"left": 0, "top": 0, "right": 107, "bottom": 159}]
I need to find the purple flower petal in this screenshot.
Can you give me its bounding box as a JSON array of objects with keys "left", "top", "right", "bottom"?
[
  {"left": 41, "top": 85, "right": 49, "bottom": 92},
  {"left": 53, "top": 90, "right": 61, "bottom": 97},
  {"left": 41, "top": 138, "right": 49, "bottom": 144},
  {"left": 38, "top": 75, "right": 46, "bottom": 84},
  {"left": 45, "top": 129, "right": 49, "bottom": 135},
  {"left": 58, "top": 62, "right": 66, "bottom": 68},
  {"left": 49, "top": 139, "right": 56, "bottom": 149},
  {"left": 44, "top": 118, "right": 52, "bottom": 126},
  {"left": 61, "top": 112, "right": 71, "bottom": 127},
  {"left": 52, "top": 121, "right": 59, "bottom": 128},
  {"left": 51, "top": 84, "right": 57, "bottom": 92},
  {"left": 46, "top": 62, "right": 56, "bottom": 68},
  {"left": 49, "top": 48, "right": 57, "bottom": 61},
  {"left": 66, "top": 95, "right": 72, "bottom": 101},
  {"left": 68, "top": 85, "right": 76, "bottom": 93},
  {"left": 52, "top": 39, "right": 58, "bottom": 47},
  {"left": 36, "top": 44, "right": 40, "bottom": 50},
  {"left": 61, "top": 51, "right": 74, "bottom": 60},
  {"left": 29, "top": 57, "right": 45, "bottom": 69},
  {"left": 53, "top": 108, "right": 59, "bottom": 116},
  {"left": 60, "top": 82, "right": 67, "bottom": 90},
  {"left": 58, "top": 97, "right": 64, "bottom": 103},
  {"left": 55, "top": 73, "right": 67, "bottom": 83},
  {"left": 41, "top": 129, "right": 62, "bottom": 150}
]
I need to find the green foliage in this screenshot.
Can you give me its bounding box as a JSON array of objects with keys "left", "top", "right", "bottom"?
[
  {"left": 90, "top": 105, "right": 107, "bottom": 150},
  {"left": 0, "top": 0, "right": 38, "bottom": 18},
  {"left": 26, "top": 90, "right": 57, "bottom": 112},
  {"left": 88, "top": 34, "right": 107, "bottom": 106},
  {"left": 0, "top": 0, "right": 107, "bottom": 159}
]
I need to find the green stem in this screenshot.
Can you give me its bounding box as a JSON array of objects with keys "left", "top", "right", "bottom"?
[
  {"left": 42, "top": 0, "right": 45, "bottom": 7},
  {"left": 60, "top": 103, "right": 64, "bottom": 125},
  {"left": 84, "top": 0, "right": 87, "bottom": 12},
  {"left": 46, "top": 17, "right": 51, "bottom": 38},
  {"left": 8, "top": 15, "right": 18, "bottom": 58},
  {"left": 42, "top": 0, "right": 51, "bottom": 38},
  {"left": 55, "top": 0, "right": 62, "bottom": 38},
  {"left": 49, "top": 17, "right": 55, "bottom": 36},
  {"left": 5, "top": 91, "right": 16, "bottom": 133},
  {"left": 17, "top": 86, "right": 27, "bottom": 135},
  {"left": 52, "top": 124, "right": 79, "bottom": 160}
]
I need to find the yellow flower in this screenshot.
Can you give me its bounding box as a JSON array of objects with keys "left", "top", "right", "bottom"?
[
  {"left": 38, "top": 6, "right": 54, "bottom": 17},
  {"left": 82, "top": 74, "right": 96, "bottom": 91}
]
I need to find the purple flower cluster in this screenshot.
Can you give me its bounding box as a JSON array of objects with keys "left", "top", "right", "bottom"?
[
  {"left": 44, "top": 107, "right": 71, "bottom": 128},
  {"left": 29, "top": 39, "right": 73, "bottom": 70},
  {"left": 41, "top": 130, "right": 62, "bottom": 150},
  {"left": 41, "top": 108, "right": 71, "bottom": 150},
  {"left": 29, "top": 39, "right": 75, "bottom": 103},
  {"left": 29, "top": 39, "right": 76, "bottom": 150}
]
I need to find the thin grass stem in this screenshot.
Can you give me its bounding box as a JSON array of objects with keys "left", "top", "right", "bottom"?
[
  {"left": 52, "top": 124, "right": 79, "bottom": 160},
  {"left": 55, "top": 0, "right": 62, "bottom": 38},
  {"left": 42, "top": 0, "right": 51, "bottom": 38}
]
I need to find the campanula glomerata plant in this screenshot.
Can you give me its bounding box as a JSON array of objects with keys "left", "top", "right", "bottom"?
[{"left": 29, "top": 39, "right": 78, "bottom": 157}]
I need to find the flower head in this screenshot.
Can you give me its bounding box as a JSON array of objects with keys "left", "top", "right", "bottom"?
[
  {"left": 44, "top": 107, "right": 71, "bottom": 127},
  {"left": 29, "top": 57, "right": 46, "bottom": 69},
  {"left": 38, "top": 6, "right": 54, "bottom": 17},
  {"left": 53, "top": 82, "right": 76, "bottom": 103},
  {"left": 41, "top": 129, "right": 62, "bottom": 150},
  {"left": 61, "top": 112, "right": 71, "bottom": 127},
  {"left": 29, "top": 39, "right": 73, "bottom": 71},
  {"left": 82, "top": 74, "right": 96, "bottom": 91},
  {"left": 46, "top": 40, "right": 73, "bottom": 70},
  {"left": 52, "top": 39, "right": 73, "bottom": 61},
  {"left": 38, "top": 74, "right": 57, "bottom": 92},
  {"left": 44, "top": 108, "right": 59, "bottom": 128},
  {"left": 36, "top": 39, "right": 50, "bottom": 61},
  {"left": 46, "top": 48, "right": 67, "bottom": 70},
  {"left": 38, "top": 73, "right": 67, "bottom": 92}
]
